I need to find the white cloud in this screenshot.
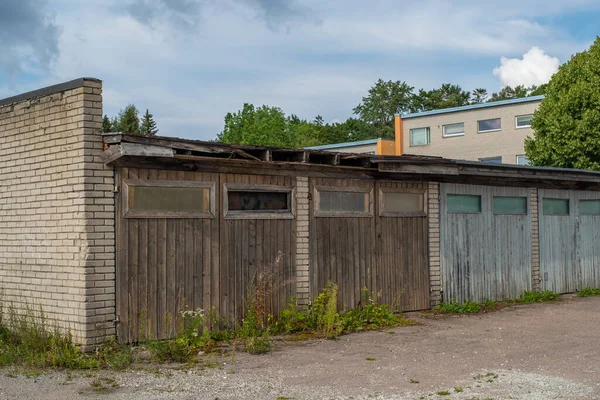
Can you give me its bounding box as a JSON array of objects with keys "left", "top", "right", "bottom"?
[{"left": 493, "top": 47, "right": 560, "bottom": 87}]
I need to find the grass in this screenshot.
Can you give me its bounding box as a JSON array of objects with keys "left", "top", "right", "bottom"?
[
  {"left": 365, "top": 357, "right": 376, "bottom": 361},
  {"left": 577, "top": 287, "right": 600, "bottom": 297},
  {"left": 436, "top": 390, "right": 450, "bottom": 395},
  {"left": 435, "top": 290, "right": 560, "bottom": 314}
]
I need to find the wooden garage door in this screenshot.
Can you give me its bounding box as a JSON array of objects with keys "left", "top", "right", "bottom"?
[{"left": 309, "top": 178, "right": 429, "bottom": 312}]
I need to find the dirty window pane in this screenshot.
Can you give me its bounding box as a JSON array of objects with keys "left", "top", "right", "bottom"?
[
  {"left": 447, "top": 194, "right": 481, "bottom": 213},
  {"left": 383, "top": 192, "right": 423, "bottom": 213},
  {"left": 228, "top": 191, "right": 289, "bottom": 211},
  {"left": 129, "top": 186, "right": 210, "bottom": 213},
  {"left": 543, "top": 198, "right": 569, "bottom": 215},
  {"left": 443, "top": 123, "right": 464, "bottom": 137},
  {"left": 579, "top": 200, "right": 600, "bottom": 215},
  {"left": 478, "top": 118, "right": 501, "bottom": 132},
  {"left": 319, "top": 191, "right": 367, "bottom": 212},
  {"left": 493, "top": 196, "right": 527, "bottom": 214},
  {"left": 410, "top": 127, "right": 430, "bottom": 146},
  {"left": 516, "top": 114, "right": 533, "bottom": 128}
]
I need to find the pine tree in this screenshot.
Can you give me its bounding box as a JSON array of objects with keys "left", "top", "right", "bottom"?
[
  {"left": 102, "top": 115, "right": 112, "bottom": 133},
  {"left": 118, "top": 104, "right": 140, "bottom": 133},
  {"left": 140, "top": 109, "right": 159, "bottom": 136}
]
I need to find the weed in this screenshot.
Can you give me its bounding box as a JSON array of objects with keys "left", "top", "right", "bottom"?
[
  {"left": 365, "top": 357, "right": 376, "bottom": 361},
  {"left": 244, "top": 331, "right": 273, "bottom": 354},
  {"left": 410, "top": 379, "right": 419, "bottom": 384},
  {"left": 577, "top": 287, "right": 600, "bottom": 297},
  {"left": 454, "top": 386, "right": 463, "bottom": 392},
  {"left": 276, "top": 397, "right": 293, "bottom": 400},
  {"left": 312, "top": 283, "right": 342, "bottom": 339},
  {"left": 514, "top": 290, "right": 559, "bottom": 303},
  {"left": 341, "top": 288, "right": 407, "bottom": 332},
  {"left": 436, "top": 390, "right": 450, "bottom": 395},
  {"left": 435, "top": 300, "right": 481, "bottom": 313}
]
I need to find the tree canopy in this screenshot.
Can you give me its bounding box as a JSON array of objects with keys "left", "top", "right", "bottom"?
[
  {"left": 525, "top": 37, "right": 600, "bottom": 170},
  {"left": 103, "top": 104, "right": 159, "bottom": 136},
  {"left": 218, "top": 79, "right": 544, "bottom": 147}
]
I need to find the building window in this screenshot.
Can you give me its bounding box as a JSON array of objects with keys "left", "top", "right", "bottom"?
[
  {"left": 515, "top": 114, "right": 533, "bottom": 129},
  {"left": 314, "top": 186, "right": 373, "bottom": 217},
  {"left": 516, "top": 155, "right": 530, "bottom": 165},
  {"left": 123, "top": 179, "right": 215, "bottom": 218},
  {"left": 493, "top": 196, "right": 527, "bottom": 214},
  {"left": 379, "top": 189, "right": 426, "bottom": 217},
  {"left": 478, "top": 118, "right": 501, "bottom": 133},
  {"left": 224, "top": 183, "right": 295, "bottom": 219},
  {"left": 579, "top": 200, "right": 600, "bottom": 215},
  {"left": 543, "top": 198, "right": 569, "bottom": 215},
  {"left": 442, "top": 123, "right": 465, "bottom": 138},
  {"left": 479, "top": 156, "right": 502, "bottom": 164},
  {"left": 447, "top": 194, "right": 482, "bottom": 213},
  {"left": 409, "top": 127, "right": 430, "bottom": 146}
]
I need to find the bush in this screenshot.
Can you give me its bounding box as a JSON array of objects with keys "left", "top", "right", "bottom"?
[
  {"left": 577, "top": 287, "right": 600, "bottom": 297},
  {"left": 341, "top": 288, "right": 401, "bottom": 332},
  {"left": 270, "top": 297, "right": 307, "bottom": 335}
]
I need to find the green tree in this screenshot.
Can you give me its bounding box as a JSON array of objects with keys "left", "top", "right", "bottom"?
[
  {"left": 525, "top": 37, "right": 600, "bottom": 170},
  {"left": 470, "top": 88, "right": 488, "bottom": 104},
  {"left": 140, "top": 109, "right": 159, "bottom": 136},
  {"left": 118, "top": 104, "right": 140, "bottom": 133},
  {"left": 110, "top": 116, "right": 120, "bottom": 132},
  {"left": 353, "top": 79, "right": 414, "bottom": 139},
  {"left": 412, "top": 83, "right": 471, "bottom": 111},
  {"left": 488, "top": 85, "right": 529, "bottom": 102},
  {"left": 217, "top": 103, "right": 292, "bottom": 147},
  {"left": 102, "top": 115, "right": 112, "bottom": 133}
]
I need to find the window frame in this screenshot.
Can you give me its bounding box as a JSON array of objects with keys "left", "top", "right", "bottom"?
[
  {"left": 378, "top": 187, "right": 427, "bottom": 217},
  {"left": 516, "top": 155, "right": 530, "bottom": 165},
  {"left": 442, "top": 122, "right": 465, "bottom": 138},
  {"left": 409, "top": 127, "right": 430, "bottom": 147},
  {"left": 447, "top": 194, "right": 482, "bottom": 214},
  {"left": 223, "top": 183, "right": 295, "bottom": 220},
  {"left": 122, "top": 179, "right": 216, "bottom": 219},
  {"left": 477, "top": 118, "right": 502, "bottom": 133},
  {"left": 479, "top": 156, "right": 502, "bottom": 164},
  {"left": 314, "top": 185, "right": 374, "bottom": 217},
  {"left": 515, "top": 114, "right": 533, "bottom": 129}
]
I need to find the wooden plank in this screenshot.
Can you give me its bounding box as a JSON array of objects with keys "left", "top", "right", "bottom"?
[{"left": 116, "top": 168, "right": 128, "bottom": 342}]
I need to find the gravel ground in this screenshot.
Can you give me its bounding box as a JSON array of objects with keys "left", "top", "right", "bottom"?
[{"left": 1, "top": 295, "right": 599, "bottom": 400}]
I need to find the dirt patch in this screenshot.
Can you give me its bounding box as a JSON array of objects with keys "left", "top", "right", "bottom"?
[{"left": 1, "top": 295, "right": 599, "bottom": 399}]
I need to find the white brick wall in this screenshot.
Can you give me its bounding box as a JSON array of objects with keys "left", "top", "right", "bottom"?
[
  {"left": 295, "top": 176, "right": 310, "bottom": 307},
  {"left": 530, "top": 188, "right": 540, "bottom": 291},
  {"left": 0, "top": 79, "right": 115, "bottom": 347},
  {"left": 428, "top": 182, "right": 441, "bottom": 306}
]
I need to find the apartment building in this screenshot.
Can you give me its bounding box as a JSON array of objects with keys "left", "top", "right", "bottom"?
[
  {"left": 306, "top": 138, "right": 396, "bottom": 155},
  {"left": 395, "top": 96, "right": 543, "bottom": 164}
]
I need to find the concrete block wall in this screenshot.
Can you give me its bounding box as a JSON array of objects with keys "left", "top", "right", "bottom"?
[
  {"left": 0, "top": 78, "right": 115, "bottom": 347},
  {"left": 295, "top": 176, "right": 310, "bottom": 307},
  {"left": 427, "top": 182, "right": 441, "bottom": 306}
]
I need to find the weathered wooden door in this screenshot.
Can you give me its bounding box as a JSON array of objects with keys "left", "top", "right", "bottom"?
[
  {"left": 440, "top": 184, "right": 532, "bottom": 303},
  {"left": 309, "top": 178, "right": 429, "bottom": 312},
  {"left": 116, "top": 168, "right": 220, "bottom": 343},
  {"left": 539, "top": 189, "right": 600, "bottom": 292}
]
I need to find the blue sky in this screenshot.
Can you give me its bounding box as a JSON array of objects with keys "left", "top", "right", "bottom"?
[{"left": 0, "top": 0, "right": 598, "bottom": 140}]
